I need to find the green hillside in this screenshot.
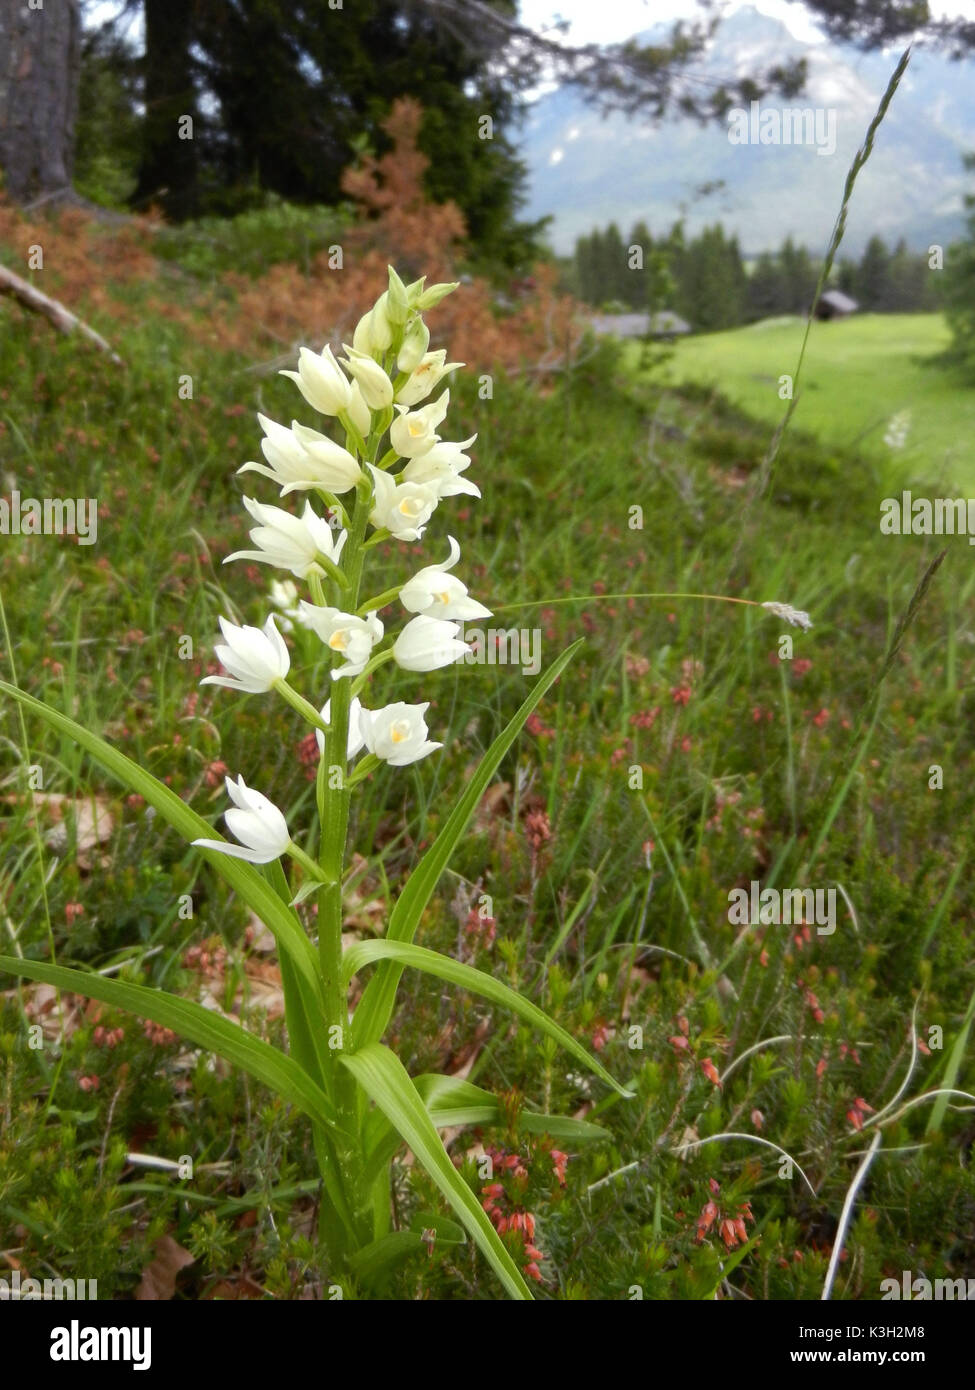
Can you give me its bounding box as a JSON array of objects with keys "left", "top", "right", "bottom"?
[{"left": 639, "top": 313, "right": 975, "bottom": 489}]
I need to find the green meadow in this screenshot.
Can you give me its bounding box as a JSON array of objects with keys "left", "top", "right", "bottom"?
[
  {"left": 3, "top": 282, "right": 975, "bottom": 1296},
  {"left": 638, "top": 313, "right": 975, "bottom": 491}
]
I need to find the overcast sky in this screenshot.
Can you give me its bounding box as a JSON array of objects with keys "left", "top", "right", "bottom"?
[{"left": 518, "top": 0, "right": 975, "bottom": 46}]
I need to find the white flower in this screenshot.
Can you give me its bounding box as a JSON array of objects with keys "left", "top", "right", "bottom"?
[
  {"left": 397, "top": 316, "right": 430, "bottom": 374},
  {"left": 402, "top": 434, "right": 480, "bottom": 499},
  {"left": 399, "top": 535, "right": 492, "bottom": 621},
  {"left": 392, "top": 614, "right": 469, "bottom": 672},
  {"left": 761, "top": 601, "right": 813, "bottom": 632},
  {"left": 279, "top": 345, "right": 352, "bottom": 416},
  {"left": 269, "top": 578, "right": 301, "bottom": 633},
  {"left": 396, "top": 349, "right": 464, "bottom": 407},
  {"left": 389, "top": 391, "right": 450, "bottom": 460},
  {"left": 299, "top": 603, "right": 384, "bottom": 679},
  {"left": 289, "top": 423, "right": 362, "bottom": 493},
  {"left": 315, "top": 697, "right": 366, "bottom": 758},
  {"left": 341, "top": 346, "right": 394, "bottom": 410},
  {"left": 347, "top": 380, "right": 372, "bottom": 438},
  {"left": 202, "top": 614, "right": 290, "bottom": 693},
  {"left": 226, "top": 497, "right": 347, "bottom": 580},
  {"left": 192, "top": 775, "right": 291, "bottom": 864},
  {"left": 359, "top": 701, "right": 442, "bottom": 766},
  {"left": 367, "top": 463, "right": 439, "bottom": 541},
  {"left": 352, "top": 296, "right": 393, "bottom": 355},
  {"left": 270, "top": 578, "right": 299, "bottom": 610},
  {"left": 238, "top": 414, "right": 360, "bottom": 496},
  {"left": 883, "top": 409, "right": 911, "bottom": 450}
]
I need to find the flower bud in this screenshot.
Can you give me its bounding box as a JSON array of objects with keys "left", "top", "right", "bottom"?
[
  {"left": 279, "top": 345, "right": 352, "bottom": 416},
  {"left": 346, "top": 380, "right": 372, "bottom": 438},
  {"left": 370, "top": 293, "right": 394, "bottom": 351},
  {"left": 414, "top": 281, "right": 459, "bottom": 311},
  {"left": 341, "top": 347, "right": 394, "bottom": 410},
  {"left": 392, "top": 615, "right": 470, "bottom": 672},
  {"left": 386, "top": 266, "right": 410, "bottom": 325},
  {"left": 397, "top": 316, "right": 431, "bottom": 374},
  {"left": 352, "top": 310, "right": 375, "bottom": 355},
  {"left": 352, "top": 297, "right": 393, "bottom": 357}
]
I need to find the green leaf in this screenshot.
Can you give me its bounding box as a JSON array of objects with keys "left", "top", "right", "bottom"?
[
  {"left": 345, "top": 939, "right": 632, "bottom": 1099},
  {"left": 0, "top": 678, "right": 322, "bottom": 999},
  {"left": 341, "top": 1043, "right": 532, "bottom": 1300},
  {"left": 349, "top": 1213, "right": 466, "bottom": 1285},
  {"left": 416, "top": 1074, "right": 610, "bottom": 1140},
  {"left": 351, "top": 640, "right": 585, "bottom": 1048},
  {"left": 361, "top": 1073, "right": 609, "bottom": 1188},
  {"left": 926, "top": 982, "right": 975, "bottom": 1136},
  {"left": 0, "top": 955, "right": 343, "bottom": 1135},
  {"left": 263, "top": 860, "right": 331, "bottom": 1089},
  {"left": 347, "top": 1232, "right": 428, "bottom": 1284}
]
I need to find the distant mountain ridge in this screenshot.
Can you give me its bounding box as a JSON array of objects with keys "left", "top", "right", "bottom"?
[{"left": 519, "top": 6, "right": 975, "bottom": 257}]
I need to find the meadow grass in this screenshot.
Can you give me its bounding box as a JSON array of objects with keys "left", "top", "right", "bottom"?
[
  {"left": 638, "top": 313, "right": 975, "bottom": 491},
  {"left": 1, "top": 271, "right": 974, "bottom": 1297}
]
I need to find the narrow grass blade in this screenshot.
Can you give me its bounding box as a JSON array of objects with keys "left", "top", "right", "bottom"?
[
  {"left": 759, "top": 47, "right": 911, "bottom": 496},
  {"left": 263, "top": 859, "right": 332, "bottom": 1089},
  {"left": 361, "top": 1072, "right": 608, "bottom": 1187},
  {"left": 345, "top": 938, "right": 631, "bottom": 1097},
  {"left": 0, "top": 678, "right": 322, "bottom": 998},
  {"left": 416, "top": 1074, "right": 610, "bottom": 1139},
  {"left": 351, "top": 640, "right": 584, "bottom": 1048},
  {"left": 926, "top": 983, "right": 975, "bottom": 1136},
  {"left": 0, "top": 955, "right": 341, "bottom": 1133},
  {"left": 340, "top": 1043, "right": 533, "bottom": 1300},
  {"left": 348, "top": 1221, "right": 467, "bottom": 1285}
]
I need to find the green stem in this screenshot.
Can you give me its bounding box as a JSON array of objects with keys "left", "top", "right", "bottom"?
[
  {"left": 317, "top": 555, "right": 351, "bottom": 592},
  {"left": 312, "top": 425, "right": 386, "bottom": 1239},
  {"left": 272, "top": 678, "right": 330, "bottom": 733},
  {"left": 346, "top": 753, "right": 381, "bottom": 788},
  {"left": 318, "top": 469, "right": 375, "bottom": 1078},
  {"left": 350, "top": 648, "right": 394, "bottom": 698},
  {"left": 313, "top": 490, "right": 349, "bottom": 530},
  {"left": 363, "top": 528, "right": 391, "bottom": 550},
  {"left": 287, "top": 841, "right": 334, "bottom": 883},
  {"left": 493, "top": 591, "right": 764, "bottom": 614},
  {"left": 337, "top": 412, "right": 366, "bottom": 457},
  {"left": 308, "top": 573, "right": 328, "bottom": 609},
  {"left": 356, "top": 585, "right": 402, "bottom": 616}
]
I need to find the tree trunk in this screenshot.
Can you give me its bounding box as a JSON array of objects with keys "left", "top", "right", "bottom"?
[
  {"left": 133, "top": 0, "right": 198, "bottom": 220},
  {"left": 0, "top": 0, "right": 81, "bottom": 203}
]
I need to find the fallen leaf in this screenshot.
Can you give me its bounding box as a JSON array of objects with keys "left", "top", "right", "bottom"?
[
  {"left": 2, "top": 792, "right": 116, "bottom": 870},
  {"left": 136, "top": 1235, "right": 194, "bottom": 1300}
]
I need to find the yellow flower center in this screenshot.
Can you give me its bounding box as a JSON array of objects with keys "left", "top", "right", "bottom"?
[
  {"left": 329, "top": 631, "right": 349, "bottom": 652},
  {"left": 390, "top": 721, "right": 411, "bottom": 744}
]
